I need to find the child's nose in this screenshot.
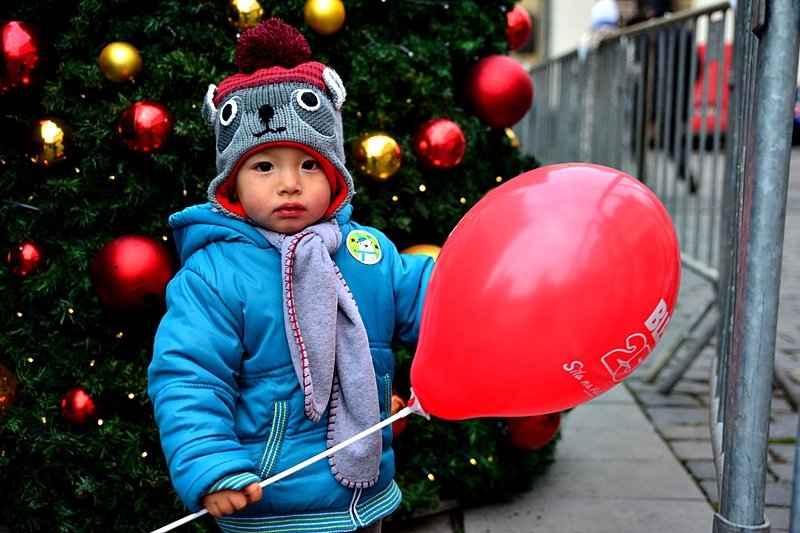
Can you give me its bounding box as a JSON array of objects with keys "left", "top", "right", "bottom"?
[{"left": 279, "top": 170, "right": 301, "bottom": 193}]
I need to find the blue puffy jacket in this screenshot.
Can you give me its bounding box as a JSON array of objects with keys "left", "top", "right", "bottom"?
[{"left": 148, "top": 203, "right": 433, "bottom": 532}]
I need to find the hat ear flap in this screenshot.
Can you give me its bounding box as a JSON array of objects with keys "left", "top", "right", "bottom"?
[
  {"left": 202, "top": 84, "right": 218, "bottom": 124},
  {"left": 323, "top": 68, "right": 346, "bottom": 110}
]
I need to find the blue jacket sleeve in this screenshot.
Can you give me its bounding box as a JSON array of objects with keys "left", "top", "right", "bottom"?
[
  {"left": 148, "top": 267, "right": 257, "bottom": 512},
  {"left": 389, "top": 245, "right": 435, "bottom": 345}
]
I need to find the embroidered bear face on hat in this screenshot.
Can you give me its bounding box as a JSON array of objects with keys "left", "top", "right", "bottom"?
[{"left": 202, "top": 18, "right": 354, "bottom": 221}]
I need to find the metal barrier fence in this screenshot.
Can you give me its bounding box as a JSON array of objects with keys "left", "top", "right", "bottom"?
[
  {"left": 518, "top": 4, "right": 734, "bottom": 392},
  {"left": 514, "top": 2, "right": 800, "bottom": 531}
]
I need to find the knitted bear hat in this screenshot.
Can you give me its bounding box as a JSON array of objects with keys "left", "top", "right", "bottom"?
[{"left": 202, "top": 18, "right": 353, "bottom": 221}]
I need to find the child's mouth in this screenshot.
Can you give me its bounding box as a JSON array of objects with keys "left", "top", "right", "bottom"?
[{"left": 276, "top": 203, "right": 305, "bottom": 216}]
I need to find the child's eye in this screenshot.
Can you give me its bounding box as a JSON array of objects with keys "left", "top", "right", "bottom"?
[
  {"left": 255, "top": 162, "right": 274, "bottom": 172},
  {"left": 302, "top": 160, "right": 320, "bottom": 170}
]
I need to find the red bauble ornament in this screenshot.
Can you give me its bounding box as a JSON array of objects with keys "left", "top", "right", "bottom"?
[
  {"left": 391, "top": 393, "right": 408, "bottom": 437},
  {"left": 412, "top": 118, "right": 467, "bottom": 170},
  {"left": 0, "top": 365, "right": 19, "bottom": 416},
  {"left": 117, "top": 101, "right": 174, "bottom": 153},
  {"left": 506, "top": 5, "right": 533, "bottom": 51},
  {"left": 506, "top": 412, "right": 561, "bottom": 450},
  {"left": 60, "top": 387, "right": 98, "bottom": 425},
  {"left": 91, "top": 235, "right": 176, "bottom": 312},
  {"left": 464, "top": 55, "right": 533, "bottom": 128},
  {"left": 7, "top": 240, "right": 45, "bottom": 276},
  {"left": 1, "top": 20, "right": 48, "bottom": 94}
]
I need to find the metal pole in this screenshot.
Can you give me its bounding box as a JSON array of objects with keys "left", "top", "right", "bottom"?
[{"left": 715, "top": 1, "right": 800, "bottom": 531}]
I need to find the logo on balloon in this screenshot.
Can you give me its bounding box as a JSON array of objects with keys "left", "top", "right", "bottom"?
[
  {"left": 564, "top": 297, "right": 672, "bottom": 391},
  {"left": 644, "top": 298, "right": 671, "bottom": 343},
  {"left": 561, "top": 360, "right": 603, "bottom": 398},
  {"left": 600, "top": 333, "right": 650, "bottom": 383}
]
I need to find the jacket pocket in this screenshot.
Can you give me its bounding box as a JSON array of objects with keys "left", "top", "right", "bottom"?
[{"left": 257, "top": 400, "right": 289, "bottom": 478}]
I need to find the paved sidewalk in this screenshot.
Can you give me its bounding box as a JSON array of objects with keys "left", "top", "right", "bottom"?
[
  {"left": 463, "top": 384, "right": 714, "bottom": 533},
  {"left": 389, "top": 384, "right": 714, "bottom": 533}
]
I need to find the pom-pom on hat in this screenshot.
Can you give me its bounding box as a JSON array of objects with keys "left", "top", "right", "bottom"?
[{"left": 202, "top": 18, "right": 352, "bottom": 222}]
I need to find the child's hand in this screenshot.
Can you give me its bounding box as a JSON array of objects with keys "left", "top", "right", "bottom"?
[{"left": 202, "top": 482, "right": 263, "bottom": 517}]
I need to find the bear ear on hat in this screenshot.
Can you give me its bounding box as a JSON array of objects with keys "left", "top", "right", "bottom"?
[
  {"left": 323, "top": 68, "right": 346, "bottom": 110},
  {"left": 202, "top": 84, "right": 218, "bottom": 124}
]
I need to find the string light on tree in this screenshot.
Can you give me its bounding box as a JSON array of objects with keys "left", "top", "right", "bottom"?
[
  {"left": 227, "top": 0, "right": 264, "bottom": 31},
  {"left": 98, "top": 42, "right": 142, "bottom": 83}
]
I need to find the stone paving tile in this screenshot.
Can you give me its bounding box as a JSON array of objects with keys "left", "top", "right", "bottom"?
[
  {"left": 668, "top": 440, "right": 715, "bottom": 461},
  {"left": 769, "top": 462, "right": 795, "bottom": 482},
  {"left": 698, "top": 480, "right": 719, "bottom": 503},
  {"left": 685, "top": 460, "right": 718, "bottom": 481},
  {"left": 767, "top": 506, "right": 791, "bottom": 533},
  {"left": 643, "top": 406, "right": 710, "bottom": 426},
  {"left": 770, "top": 412, "right": 800, "bottom": 441},
  {"left": 766, "top": 482, "right": 795, "bottom": 508},
  {"left": 657, "top": 424, "right": 712, "bottom": 440}
]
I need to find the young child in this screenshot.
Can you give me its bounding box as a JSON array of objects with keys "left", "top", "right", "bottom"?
[{"left": 148, "top": 18, "right": 434, "bottom": 533}]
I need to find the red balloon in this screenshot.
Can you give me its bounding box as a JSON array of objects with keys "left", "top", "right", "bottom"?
[
  {"left": 117, "top": 101, "right": 174, "bottom": 153},
  {"left": 464, "top": 55, "right": 533, "bottom": 129},
  {"left": 506, "top": 412, "right": 561, "bottom": 450},
  {"left": 410, "top": 164, "right": 680, "bottom": 420},
  {"left": 1, "top": 20, "right": 47, "bottom": 93},
  {"left": 91, "top": 235, "right": 176, "bottom": 312},
  {"left": 506, "top": 5, "right": 533, "bottom": 51},
  {"left": 412, "top": 118, "right": 466, "bottom": 170},
  {"left": 60, "top": 387, "right": 97, "bottom": 425}
]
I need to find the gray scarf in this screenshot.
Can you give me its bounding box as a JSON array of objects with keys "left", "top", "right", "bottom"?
[{"left": 258, "top": 220, "right": 381, "bottom": 489}]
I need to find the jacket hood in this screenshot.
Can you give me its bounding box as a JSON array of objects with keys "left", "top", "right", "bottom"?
[{"left": 169, "top": 203, "right": 354, "bottom": 265}]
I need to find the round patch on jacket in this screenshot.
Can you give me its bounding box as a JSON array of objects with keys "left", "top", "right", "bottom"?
[{"left": 346, "top": 230, "right": 382, "bottom": 265}]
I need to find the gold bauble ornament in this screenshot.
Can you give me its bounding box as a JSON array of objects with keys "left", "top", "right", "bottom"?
[
  {"left": 505, "top": 127, "right": 521, "bottom": 149},
  {"left": 98, "top": 42, "right": 142, "bottom": 83},
  {"left": 227, "top": 0, "right": 264, "bottom": 31},
  {"left": 25, "top": 118, "right": 72, "bottom": 166},
  {"left": 401, "top": 244, "right": 441, "bottom": 261},
  {"left": 352, "top": 132, "right": 402, "bottom": 181},
  {"left": 303, "top": 0, "right": 346, "bottom": 35}
]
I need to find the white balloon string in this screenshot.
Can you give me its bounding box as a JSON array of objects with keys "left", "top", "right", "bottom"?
[{"left": 149, "top": 405, "right": 417, "bottom": 533}]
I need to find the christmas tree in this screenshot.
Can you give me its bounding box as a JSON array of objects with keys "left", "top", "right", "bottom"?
[{"left": 0, "top": 1, "right": 555, "bottom": 531}]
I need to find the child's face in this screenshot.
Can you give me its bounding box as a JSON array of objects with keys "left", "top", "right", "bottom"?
[{"left": 235, "top": 146, "right": 332, "bottom": 234}]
